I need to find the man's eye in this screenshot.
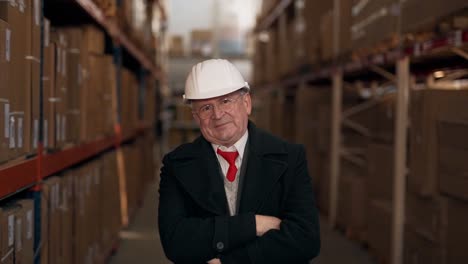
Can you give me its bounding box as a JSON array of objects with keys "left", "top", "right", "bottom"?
[
  {"left": 200, "top": 105, "right": 212, "bottom": 112},
  {"left": 222, "top": 98, "right": 231, "bottom": 104}
]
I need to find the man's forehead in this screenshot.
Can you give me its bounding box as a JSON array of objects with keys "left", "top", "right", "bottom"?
[{"left": 191, "top": 91, "right": 240, "bottom": 105}]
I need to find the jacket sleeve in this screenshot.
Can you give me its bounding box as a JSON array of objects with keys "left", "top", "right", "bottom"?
[
  {"left": 158, "top": 154, "right": 257, "bottom": 263},
  {"left": 220, "top": 145, "right": 321, "bottom": 264}
]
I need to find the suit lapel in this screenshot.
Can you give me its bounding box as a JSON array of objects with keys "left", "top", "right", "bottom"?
[
  {"left": 239, "top": 122, "right": 288, "bottom": 213},
  {"left": 173, "top": 138, "right": 228, "bottom": 216}
]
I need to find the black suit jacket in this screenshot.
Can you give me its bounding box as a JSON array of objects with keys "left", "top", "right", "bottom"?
[{"left": 158, "top": 122, "right": 320, "bottom": 264}]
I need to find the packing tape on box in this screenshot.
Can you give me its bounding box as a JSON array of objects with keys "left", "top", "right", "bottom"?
[
  {"left": 0, "top": 248, "right": 14, "bottom": 263},
  {"left": 9, "top": 111, "right": 24, "bottom": 116},
  {"left": 0, "top": 99, "right": 10, "bottom": 138},
  {"left": 352, "top": 0, "right": 370, "bottom": 16},
  {"left": 25, "top": 55, "right": 40, "bottom": 63},
  {"left": 17, "top": 0, "right": 25, "bottom": 12},
  {"left": 68, "top": 48, "right": 80, "bottom": 54},
  {"left": 5, "top": 29, "right": 10, "bottom": 62},
  {"left": 48, "top": 97, "right": 61, "bottom": 103}
]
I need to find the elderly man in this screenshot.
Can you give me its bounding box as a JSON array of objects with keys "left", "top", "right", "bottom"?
[{"left": 158, "top": 59, "right": 320, "bottom": 264}]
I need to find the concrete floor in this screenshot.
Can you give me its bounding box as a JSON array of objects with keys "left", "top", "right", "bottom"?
[{"left": 109, "top": 182, "right": 375, "bottom": 264}]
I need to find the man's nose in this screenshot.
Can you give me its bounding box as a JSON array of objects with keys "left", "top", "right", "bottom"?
[{"left": 211, "top": 104, "right": 224, "bottom": 119}]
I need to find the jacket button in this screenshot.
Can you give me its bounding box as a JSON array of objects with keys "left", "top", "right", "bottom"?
[{"left": 216, "top": 242, "right": 224, "bottom": 251}]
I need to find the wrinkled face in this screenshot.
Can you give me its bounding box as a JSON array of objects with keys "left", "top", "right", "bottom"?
[{"left": 191, "top": 90, "right": 252, "bottom": 147}]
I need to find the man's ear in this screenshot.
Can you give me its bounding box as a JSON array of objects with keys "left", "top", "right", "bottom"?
[{"left": 244, "top": 93, "right": 252, "bottom": 115}]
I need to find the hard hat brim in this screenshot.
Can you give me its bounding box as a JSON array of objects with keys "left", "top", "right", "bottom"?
[{"left": 183, "top": 82, "right": 249, "bottom": 102}]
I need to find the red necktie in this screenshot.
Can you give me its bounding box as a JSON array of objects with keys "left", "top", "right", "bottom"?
[{"left": 217, "top": 149, "right": 239, "bottom": 182}]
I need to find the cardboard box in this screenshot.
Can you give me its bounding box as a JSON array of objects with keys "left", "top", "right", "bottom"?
[
  {"left": 169, "top": 35, "right": 184, "bottom": 57},
  {"left": 304, "top": 0, "right": 333, "bottom": 64},
  {"left": 295, "top": 86, "right": 331, "bottom": 184},
  {"left": 405, "top": 192, "right": 447, "bottom": 243},
  {"left": 60, "top": 173, "right": 74, "bottom": 264},
  {"left": 317, "top": 104, "right": 331, "bottom": 152},
  {"left": 367, "top": 199, "right": 392, "bottom": 263},
  {"left": 43, "top": 177, "right": 62, "bottom": 264},
  {"left": 0, "top": 206, "right": 16, "bottom": 264},
  {"left": 404, "top": 228, "right": 443, "bottom": 264},
  {"left": 265, "top": 29, "right": 277, "bottom": 83},
  {"left": 367, "top": 143, "right": 394, "bottom": 201},
  {"left": 0, "top": 0, "right": 32, "bottom": 158},
  {"left": 28, "top": 0, "right": 40, "bottom": 152},
  {"left": 30, "top": 60, "right": 40, "bottom": 150},
  {"left": 401, "top": 0, "right": 467, "bottom": 33},
  {"left": 82, "top": 25, "right": 105, "bottom": 55},
  {"left": 15, "top": 200, "right": 34, "bottom": 264},
  {"left": 374, "top": 94, "right": 395, "bottom": 143},
  {"left": 320, "top": 10, "right": 334, "bottom": 61},
  {"left": 43, "top": 41, "right": 56, "bottom": 149},
  {"left": 438, "top": 120, "right": 468, "bottom": 201},
  {"left": 277, "top": 12, "right": 291, "bottom": 76},
  {"left": 445, "top": 197, "right": 468, "bottom": 263},
  {"left": 409, "top": 89, "right": 468, "bottom": 196},
  {"left": 190, "top": 30, "right": 212, "bottom": 57},
  {"left": 338, "top": 169, "right": 367, "bottom": 231},
  {"left": 40, "top": 180, "right": 50, "bottom": 264},
  {"left": 0, "top": 19, "right": 10, "bottom": 162},
  {"left": 50, "top": 30, "right": 68, "bottom": 148},
  {"left": 351, "top": 0, "right": 398, "bottom": 51}
]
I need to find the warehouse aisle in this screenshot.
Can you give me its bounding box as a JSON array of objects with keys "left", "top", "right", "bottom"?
[
  {"left": 109, "top": 183, "right": 375, "bottom": 264},
  {"left": 109, "top": 181, "right": 171, "bottom": 264}
]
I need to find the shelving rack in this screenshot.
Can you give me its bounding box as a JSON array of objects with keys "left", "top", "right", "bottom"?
[
  {"left": 0, "top": 0, "right": 165, "bottom": 263},
  {"left": 254, "top": 1, "right": 468, "bottom": 264}
]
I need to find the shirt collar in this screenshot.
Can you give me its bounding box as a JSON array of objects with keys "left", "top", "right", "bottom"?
[{"left": 211, "top": 130, "right": 249, "bottom": 159}]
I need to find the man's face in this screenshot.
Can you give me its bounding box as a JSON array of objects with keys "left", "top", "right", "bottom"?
[{"left": 192, "top": 90, "right": 252, "bottom": 147}]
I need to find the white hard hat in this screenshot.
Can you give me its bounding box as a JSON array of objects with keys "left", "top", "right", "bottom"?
[{"left": 184, "top": 59, "right": 250, "bottom": 101}]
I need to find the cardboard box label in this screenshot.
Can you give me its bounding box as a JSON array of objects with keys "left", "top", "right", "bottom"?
[
  {"left": 44, "top": 120, "right": 48, "bottom": 147},
  {"left": 8, "top": 214, "right": 14, "bottom": 247},
  {"left": 15, "top": 218, "right": 22, "bottom": 251},
  {"left": 18, "top": 117, "right": 23, "bottom": 148},
  {"left": 26, "top": 210, "right": 33, "bottom": 240},
  {"left": 5, "top": 29, "right": 11, "bottom": 62},
  {"left": 33, "top": 119, "right": 39, "bottom": 149},
  {"left": 4, "top": 103, "right": 9, "bottom": 138},
  {"left": 9, "top": 116, "right": 15, "bottom": 149},
  {"left": 18, "top": 0, "right": 25, "bottom": 13},
  {"left": 44, "top": 20, "right": 50, "bottom": 47},
  {"left": 34, "top": 0, "right": 40, "bottom": 26},
  {"left": 61, "top": 115, "right": 66, "bottom": 142}
]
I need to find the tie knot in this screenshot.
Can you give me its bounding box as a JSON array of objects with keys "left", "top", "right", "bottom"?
[{"left": 217, "top": 148, "right": 239, "bottom": 165}]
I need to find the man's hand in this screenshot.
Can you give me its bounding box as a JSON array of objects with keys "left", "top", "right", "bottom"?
[
  {"left": 207, "top": 258, "right": 221, "bottom": 264},
  {"left": 255, "top": 215, "right": 282, "bottom": 236}
]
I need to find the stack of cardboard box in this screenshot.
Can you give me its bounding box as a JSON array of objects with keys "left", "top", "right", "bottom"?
[
  {"left": 190, "top": 30, "right": 213, "bottom": 57},
  {"left": 38, "top": 146, "right": 153, "bottom": 264},
  {"left": 0, "top": 0, "right": 38, "bottom": 161},
  {"left": 0, "top": 200, "right": 34, "bottom": 264},
  {"left": 404, "top": 88, "right": 468, "bottom": 263},
  {"left": 169, "top": 35, "right": 185, "bottom": 57},
  {"left": 121, "top": 68, "right": 139, "bottom": 139}
]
